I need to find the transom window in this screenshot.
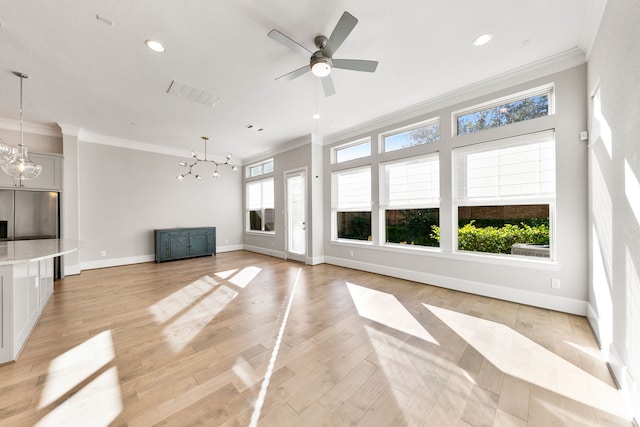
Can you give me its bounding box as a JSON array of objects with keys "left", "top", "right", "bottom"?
[
  {"left": 247, "top": 159, "right": 274, "bottom": 178},
  {"left": 333, "top": 138, "right": 371, "bottom": 164},
  {"left": 454, "top": 86, "right": 553, "bottom": 136},
  {"left": 382, "top": 119, "right": 440, "bottom": 152}
]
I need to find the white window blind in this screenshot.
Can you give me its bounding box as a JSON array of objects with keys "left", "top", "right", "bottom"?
[
  {"left": 247, "top": 178, "right": 274, "bottom": 210},
  {"left": 454, "top": 130, "right": 555, "bottom": 203},
  {"left": 382, "top": 154, "right": 439, "bottom": 207},
  {"left": 333, "top": 167, "right": 371, "bottom": 211}
]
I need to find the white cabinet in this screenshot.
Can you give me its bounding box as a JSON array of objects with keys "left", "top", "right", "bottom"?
[
  {"left": 0, "top": 257, "right": 54, "bottom": 362},
  {"left": 0, "top": 152, "right": 62, "bottom": 190}
]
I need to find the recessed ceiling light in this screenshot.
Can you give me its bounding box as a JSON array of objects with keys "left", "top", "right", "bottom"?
[
  {"left": 472, "top": 33, "right": 494, "bottom": 46},
  {"left": 312, "top": 113, "right": 320, "bottom": 120},
  {"left": 145, "top": 39, "right": 165, "bottom": 53}
]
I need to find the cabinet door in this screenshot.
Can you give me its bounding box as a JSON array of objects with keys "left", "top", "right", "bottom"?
[
  {"left": 169, "top": 235, "right": 189, "bottom": 259},
  {"left": 0, "top": 154, "right": 62, "bottom": 190},
  {"left": 12, "top": 262, "right": 39, "bottom": 355},
  {"left": 39, "top": 258, "right": 54, "bottom": 309},
  {"left": 188, "top": 232, "right": 209, "bottom": 256}
]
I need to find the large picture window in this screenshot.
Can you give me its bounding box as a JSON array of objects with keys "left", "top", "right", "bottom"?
[
  {"left": 246, "top": 178, "right": 274, "bottom": 232},
  {"left": 452, "top": 130, "right": 555, "bottom": 257},
  {"left": 381, "top": 154, "right": 440, "bottom": 247},
  {"left": 332, "top": 167, "right": 371, "bottom": 241}
]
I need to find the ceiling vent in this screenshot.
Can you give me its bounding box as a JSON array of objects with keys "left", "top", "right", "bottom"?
[{"left": 166, "top": 80, "right": 219, "bottom": 107}]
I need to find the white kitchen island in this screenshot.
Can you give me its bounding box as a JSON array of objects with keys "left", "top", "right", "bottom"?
[{"left": 0, "top": 239, "right": 80, "bottom": 364}]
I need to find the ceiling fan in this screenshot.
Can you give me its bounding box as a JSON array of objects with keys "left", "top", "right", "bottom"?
[{"left": 268, "top": 11, "right": 378, "bottom": 96}]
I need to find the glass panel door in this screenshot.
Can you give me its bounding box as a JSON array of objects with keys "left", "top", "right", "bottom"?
[{"left": 286, "top": 170, "right": 306, "bottom": 262}]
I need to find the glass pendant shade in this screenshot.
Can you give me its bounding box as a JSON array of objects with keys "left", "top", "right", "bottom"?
[
  {"left": 1, "top": 72, "right": 42, "bottom": 183},
  {"left": 0, "top": 139, "right": 16, "bottom": 166},
  {"left": 2, "top": 144, "right": 42, "bottom": 179}
]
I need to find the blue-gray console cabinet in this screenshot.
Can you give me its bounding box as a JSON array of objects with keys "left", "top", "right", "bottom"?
[{"left": 154, "top": 227, "right": 216, "bottom": 262}]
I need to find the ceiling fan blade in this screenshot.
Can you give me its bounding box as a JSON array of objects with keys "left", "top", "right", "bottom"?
[
  {"left": 275, "top": 65, "right": 310, "bottom": 82},
  {"left": 268, "top": 29, "right": 312, "bottom": 57},
  {"left": 333, "top": 59, "right": 378, "bottom": 73},
  {"left": 326, "top": 11, "right": 358, "bottom": 56},
  {"left": 321, "top": 75, "right": 336, "bottom": 97}
]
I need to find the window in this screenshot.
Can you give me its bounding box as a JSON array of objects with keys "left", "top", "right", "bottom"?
[
  {"left": 246, "top": 178, "right": 274, "bottom": 232},
  {"left": 334, "top": 138, "right": 371, "bottom": 163},
  {"left": 332, "top": 167, "right": 371, "bottom": 241},
  {"left": 381, "top": 154, "right": 439, "bottom": 247},
  {"left": 453, "top": 130, "right": 555, "bottom": 257},
  {"left": 455, "top": 87, "right": 552, "bottom": 136},
  {"left": 247, "top": 159, "right": 274, "bottom": 178},
  {"left": 383, "top": 119, "right": 440, "bottom": 152}
]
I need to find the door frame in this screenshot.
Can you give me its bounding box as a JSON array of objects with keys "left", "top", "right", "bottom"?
[{"left": 284, "top": 167, "right": 308, "bottom": 263}]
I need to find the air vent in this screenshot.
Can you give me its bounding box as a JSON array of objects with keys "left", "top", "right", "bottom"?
[{"left": 167, "top": 80, "right": 219, "bottom": 107}]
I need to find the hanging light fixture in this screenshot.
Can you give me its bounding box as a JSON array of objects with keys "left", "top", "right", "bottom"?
[
  {"left": 176, "top": 136, "right": 237, "bottom": 181},
  {"left": 1, "top": 72, "right": 42, "bottom": 183}
]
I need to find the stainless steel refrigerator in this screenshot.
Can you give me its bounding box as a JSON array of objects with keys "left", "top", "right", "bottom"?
[
  {"left": 0, "top": 189, "right": 60, "bottom": 276},
  {"left": 0, "top": 190, "right": 59, "bottom": 240}
]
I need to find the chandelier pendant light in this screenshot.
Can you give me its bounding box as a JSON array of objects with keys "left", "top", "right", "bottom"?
[
  {"left": 177, "top": 136, "right": 237, "bottom": 181},
  {"left": 1, "top": 72, "right": 42, "bottom": 184}
]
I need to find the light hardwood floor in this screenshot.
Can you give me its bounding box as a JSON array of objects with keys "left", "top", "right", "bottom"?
[{"left": 0, "top": 251, "right": 632, "bottom": 426}]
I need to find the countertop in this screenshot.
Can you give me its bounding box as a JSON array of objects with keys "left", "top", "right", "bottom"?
[{"left": 0, "top": 239, "right": 81, "bottom": 266}]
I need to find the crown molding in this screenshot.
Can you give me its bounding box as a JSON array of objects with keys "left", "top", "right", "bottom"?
[
  {"left": 242, "top": 133, "right": 312, "bottom": 165},
  {"left": 579, "top": 0, "right": 607, "bottom": 58},
  {"left": 322, "top": 47, "right": 587, "bottom": 146},
  {"left": 0, "top": 117, "right": 61, "bottom": 137},
  {"left": 79, "top": 130, "right": 238, "bottom": 165}
]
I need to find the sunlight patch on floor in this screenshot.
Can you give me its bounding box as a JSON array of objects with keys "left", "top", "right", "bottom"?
[
  {"left": 162, "top": 284, "right": 238, "bottom": 352},
  {"left": 149, "top": 275, "right": 218, "bottom": 324},
  {"left": 424, "top": 304, "right": 630, "bottom": 420},
  {"left": 215, "top": 269, "right": 238, "bottom": 279},
  {"left": 36, "top": 366, "right": 122, "bottom": 427},
  {"left": 38, "top": 330, "right": 116, "bottom": 409},
  {"left": 347, "top": 282, "right": 438, "bottom": 344},
  {"left": 229, "top": 266, "right": 262, "bottom": 288}
]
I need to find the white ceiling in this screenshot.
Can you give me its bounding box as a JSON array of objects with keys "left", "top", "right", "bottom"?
[{"left": 0, "top": 0, "right": 603, "bottom": 161}]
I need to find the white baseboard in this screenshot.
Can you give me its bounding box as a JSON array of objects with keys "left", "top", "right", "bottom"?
[
  {"left": 81, "top": 254, "right": 155, "bottom": 270},
  {"left": 217, "top": 244, "right": 244, "bottom": 253},
  {"left": 307, "top": 256, "right": 325, "bottom": 265},
  {"left": 243, "top": 244, "right": 285, "bottom": 259},
  {"left": 324, "top": 256, "right": 587, "bottom": 315},
  {"left": 63, "top": 264, "right": 82, "bottom": 276}
]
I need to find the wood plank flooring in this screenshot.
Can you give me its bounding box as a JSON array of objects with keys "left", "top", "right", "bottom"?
[{"left": 0, "top": 251, "right": 632, "bottom": 426}]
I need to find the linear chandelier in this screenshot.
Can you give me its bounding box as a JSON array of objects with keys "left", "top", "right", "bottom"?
[
  {"left": 176, "top": 136, "right": 237, "bottom": 180},
  {"left": 0, "top": 72, "right": 42, "bottom": 184}
]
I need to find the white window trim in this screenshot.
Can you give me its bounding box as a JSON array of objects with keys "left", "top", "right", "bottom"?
[
  {"left": 332, "top": 137, "right": 372, "bottom": 164},
  {"left": 380, "top": 117, "right": 440, "bottom": 153}
]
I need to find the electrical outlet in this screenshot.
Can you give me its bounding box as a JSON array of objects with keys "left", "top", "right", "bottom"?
[
  {"left": 350, "top": 250, "right": 354, "bottom": 257},
  {"left": 100, "top": 250, "right": 106, "bottom": 257},
  {"left": 551, "top": 278, "right": 561, "bottom": 289}
]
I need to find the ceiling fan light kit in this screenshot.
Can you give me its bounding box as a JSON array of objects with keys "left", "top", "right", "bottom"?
[
  {"left": 268, "top": 11, "right": 378, "bottom": 96},
  {"left": 177, "top": 136, "right": 237, "bottom": 181},
  {"left": 1, "top": 71, "right": 42, "bottom": 185}
]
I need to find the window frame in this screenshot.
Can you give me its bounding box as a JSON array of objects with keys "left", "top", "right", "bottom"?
[
  {"left": 331, "top": 166, "right": 372, "bottom": 242},
  {"left": 332, "top": 137, "right": 372, "bottom": 164},
  {"left": 452, "top": 84, "right": 555, "bottom": 137},
  {"left": 379, "top": 152, "right": 441, "bottom": 248},
  {"left": 245, "top": 176, "right": 275, "bottom": 234},
  {"left": 452, "top": 130, "right": 556, "bottom": 259},
  {"left": 380, "top": 118, "right": 440, "bottom": 153},
  {"left": 246, "top": 158, "right": 274, "bottom": 178}
]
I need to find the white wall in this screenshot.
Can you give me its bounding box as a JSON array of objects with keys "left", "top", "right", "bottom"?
[
  {"left": 77, "top": 140, "right": 243, "bottom": 269},
  {"left": 323, "top": 64, "right": 589, "bottom": 315},
  {"left": 587, "top": 0, "right": 640, "bottom": 420}
]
